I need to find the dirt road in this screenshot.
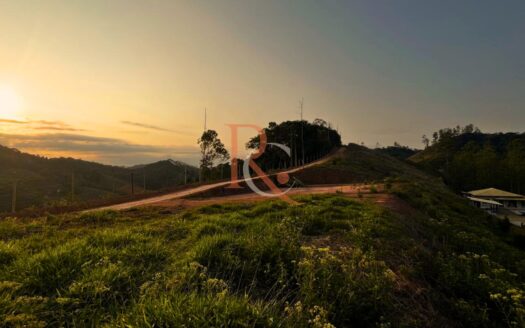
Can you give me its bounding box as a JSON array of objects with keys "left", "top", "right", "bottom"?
[
  {"left": 89, "top": 150, "right": 340, "bottom": 212},
  {"left": 107, "top": 184, "right": 416, "bottom": 219},
  {"left": 153, "top": 184, "right": 375, "bottom": 208}
]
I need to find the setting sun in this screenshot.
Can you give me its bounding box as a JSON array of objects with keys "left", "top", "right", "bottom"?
[{"left": 0, "top": 85, "right": 23, "bottom": 120}]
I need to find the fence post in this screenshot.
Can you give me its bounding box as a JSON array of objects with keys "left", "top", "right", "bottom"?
[
  {"left": 131, "top": 173, "right": 135, "bottom": 195},
  {"left": 11, "top": 181, "right": 17, "bottom": 213},
  {"left": 71, "top": 171, "right": 75, "bottom": 202}
]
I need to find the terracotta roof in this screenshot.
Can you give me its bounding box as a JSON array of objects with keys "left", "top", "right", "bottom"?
[{"left": 467, "top": 188, "right": 524, "bottom": 198}]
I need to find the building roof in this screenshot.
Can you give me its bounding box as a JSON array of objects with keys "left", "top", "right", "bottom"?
[
  {"left": 467, "top": 188, "right": 524, "bottom": 198},
  {"left": 467, "top": 197, "right": 503, "bottom": 206}
]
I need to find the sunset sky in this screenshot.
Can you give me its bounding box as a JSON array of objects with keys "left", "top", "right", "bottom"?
[{"left": 1, "top": 0, "right": 524, "bottom": 165}]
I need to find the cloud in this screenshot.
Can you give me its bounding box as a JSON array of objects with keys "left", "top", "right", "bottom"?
[
  {"left": 31, "top": 120, "right": 87, "bottom": 131},
  {"left": 0, "top": 118, "right": 28, "bottom": 124},
  {"left": 34, "top": 120, "right": 65, "bottom": 125},
  {"left": 32, "top": 126, "right": 86, "bottom": 132},
  {"left": 121, "top": 120, "right": 186, "bottom": 134},
  {"left": 0, "top": 132, "right": 200, "bottom": 165},
  {"left": 0, "top": 118, "right": 85, "bottom": 131}
]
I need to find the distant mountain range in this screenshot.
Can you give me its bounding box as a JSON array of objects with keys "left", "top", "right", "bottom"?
[{"left": 0, "top": 145, "right": 199, "bottom": 213}]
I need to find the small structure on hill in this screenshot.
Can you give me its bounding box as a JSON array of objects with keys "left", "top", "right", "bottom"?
[{"left": 464, "top": 188, "right": 525, "bottom": 215}]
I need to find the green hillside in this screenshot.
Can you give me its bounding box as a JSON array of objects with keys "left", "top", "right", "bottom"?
[
  {"left": 1, "top": 144, "right": 524, "bottom": 327},
  {"left": 410, "top": 131, "right": 525, "bottom": 193},
  {"left": 375, "top": 144, "right": 419, "bottom": 161},
  {"left": 131, "top": 160, "right": 200, "bottom": 190},
  {"left": 0, "top": 145, "right": 199, "bottom": 213},
  {"left": 293, "top": 143, "right": 427, "bottom": 184}
]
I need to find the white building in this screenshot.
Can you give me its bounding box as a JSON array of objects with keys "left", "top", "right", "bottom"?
[{"left": 464, "top": 188, "right": 525, "bottom": 215}]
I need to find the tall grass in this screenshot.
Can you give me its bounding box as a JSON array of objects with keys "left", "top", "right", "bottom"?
[{"left": 0, "top": 194, "right": 524, "bottom": 327}]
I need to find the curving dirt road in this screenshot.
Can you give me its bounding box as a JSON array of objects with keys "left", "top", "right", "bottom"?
[
  {"left": 152, "top": 184, "right": 377, "bottom": 208},
  {"left": 89, "top": 150, "right": 342, "bottom": 212}
]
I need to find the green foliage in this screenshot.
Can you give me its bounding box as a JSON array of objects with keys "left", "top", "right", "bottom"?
[
  {"left": 294, "top": 143, "right": 427, "bottom": 185},
  {"left": 0, "top": 187, "right": 524, "bottom": 327},
  {"left": 0, "top": 241, "right": 18, "bottom": 265},
  {"left": 198, "top": 130, "right": 230, "bottom": 178},
  {"left": 411, "top": 130, "right": 525, "bottom": 192},
  {"left": 392, "top": 179, "right": 525, "bottom": 326},
  {"left": 246, "top": 119, "right": 342, "bottom": 169},
  {"left": 375, "top": 144, "right": 418, "bottom": 160},
  {"left": 297, "top": 246, "right": 395, "bottom": 326}
]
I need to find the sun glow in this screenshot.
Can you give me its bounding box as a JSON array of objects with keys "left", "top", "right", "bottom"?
[{"left": 0, "top": 85, "right": 23, "bottom": 120}]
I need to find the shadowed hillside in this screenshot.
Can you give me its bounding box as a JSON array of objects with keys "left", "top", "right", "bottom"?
[
  {"left": 292, "top": 143, "right": 426, "bottom": 185},
  {"left": 0, "top": 145, "right": 198, "bottom": 213},
  {"left": 410, "top": 131, "right": 525, "bottom": 193},
  {"left": 1, "top": 142, "right": 525, "bottom": 326}
]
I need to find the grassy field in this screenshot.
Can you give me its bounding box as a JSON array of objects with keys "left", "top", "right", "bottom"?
[{"left": 1, "top": 186, "right": 524, "bottom": 327}]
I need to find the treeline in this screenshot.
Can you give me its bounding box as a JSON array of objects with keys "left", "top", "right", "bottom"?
[
  {"left": 415, "top": 126, "right": 525, "bottom": 193},
  {"left": 246, "top": 119, "right": 342, "bottom": 171},
  {"left": 421, "top": 124, "right": 481, "bottom": 148},
  {"left": 375, "top": 142, "right": 419, "bottom": 160},
  {"left": 196, "top": 119, "right": 341, "bottom": 181}
]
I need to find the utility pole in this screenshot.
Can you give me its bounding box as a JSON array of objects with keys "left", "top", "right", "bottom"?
[
  {"left": 11, "top": 180, "right": 17, "bottom": 213},
  {"left": 131, "top": 172, "right": 135, "bottom": 195},
  {"left": 71, "top": 171, "right": 75, "bottom": 202},
  {"left": 200, "top": 108, "right": 207, "bottom": 183},
  {"left": 204, "top": 107, "right": 207, "bottom": 131},
  {"left": 290, "top": 132, "right": 295, "bottom": 167},
  {"left": 299, "top": 98, "right": 305, "bottom": 166}
]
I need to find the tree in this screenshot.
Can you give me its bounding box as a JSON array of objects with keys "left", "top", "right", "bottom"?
[
  {"left": 198, "top": 130, "right": 229, "bottom": 178},
  {"left": 476, "top": 143, "right": 500, "bottom": 188},
  {"left": 313, "top": 118, "right": 328, "bottom": 128},
  {"left": 432, "top": 132, "right": 439, "bottom": 145},
  {"left": 422, "top": 135, "right": 430, "bottom": 148},
  {"left": 246, "top": 119, "right": 341, "bottom": 171},
  {"left": 506, "top": 139, "right": 525, "bottom": 193}
]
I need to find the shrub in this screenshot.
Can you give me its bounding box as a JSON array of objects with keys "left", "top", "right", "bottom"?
[
  {"left": 78, "top": 210, "right": 118, "bottom": 225},
  {"left": 12, "top": 240, "right": 98, "bottom": 295},
  {"left": 114, "top": 292, "right": 275, "bottom": 327},
  {"left": 196, "top": 223, "right": 225, "bottom": 238},
  {"left": 296, "top": 246, "right": 395, "bottom": 326},
  {"left": 0, "top": 241, "right": 18, "bottom": 266},
  {"left": 192, "top": 230, "right": 299, "bottom": 295}
]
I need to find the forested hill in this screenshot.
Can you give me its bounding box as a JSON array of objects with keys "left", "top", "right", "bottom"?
[
  {"left": 0, "top": 145, "right": 198, "bottom": 213},
  {"left": 246, "top": 119, "right": 342, "bottom": 170},
  {"left": 410, "top": 129, "right": 525, "bottom": 193}
]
